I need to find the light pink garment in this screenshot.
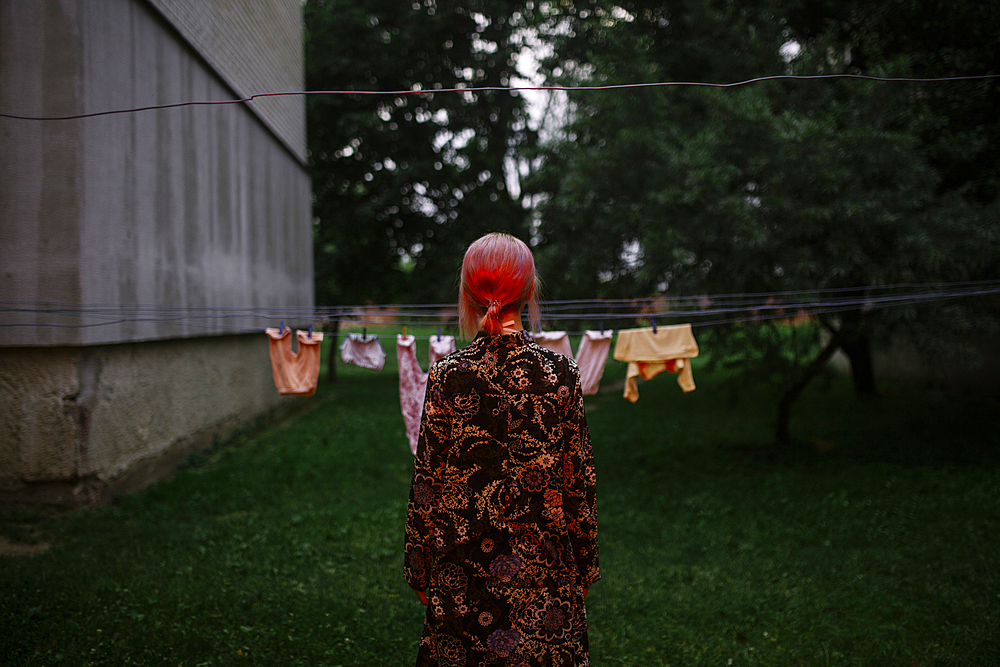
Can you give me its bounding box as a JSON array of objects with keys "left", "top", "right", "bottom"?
[
  {"left": 398, "top": 334, "right": 457, "bottom": 455},
  {"left": 265, "top": 328, "right": 324, "bottom": 396},
  {"left": 340, "top": 333, "right": 386, "bottom": 371},
  {"left": 429, "top": 334, "right": 457, "bottom": 364},
  {"left": 397, "top": 335, "right": 427, "bottom": 455},
  {"left": 531, "top": 330, "right": 574, "bottom": 358},
  {"left": 532, "top": 330, "right": 612, "bottom": 396},
  {"left": 575, "top": 330, "right": 613, "bottom": 396}
]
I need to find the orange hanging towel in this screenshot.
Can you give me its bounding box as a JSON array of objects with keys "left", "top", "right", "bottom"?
[
  {"left": 265, "top": 328, "right": 324, "bottom": 396},
  {"left": 613, "top": 324, "right": 699, "bottom": 402}
]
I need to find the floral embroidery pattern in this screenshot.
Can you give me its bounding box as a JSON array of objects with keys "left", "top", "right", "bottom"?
[
  {"left": 520, "top": 466, "right": 550, "bottom": 493},
  {"left": 452, "top": 389, "right": 481, "bottom": 419},
  {"left": 405, "top": 331, "right": 599, "bottom": 666},
  {"left": 533, "top": 598, "right": 574, "bottom": 642},
  {"left": 487, "top": 628, "right": 521, "bottom": 656},
  {"left": 490, "top": 554, "right": 522, "bottom": 582}
]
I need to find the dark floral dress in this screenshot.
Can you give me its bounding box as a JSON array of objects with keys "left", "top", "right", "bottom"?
[{"left": 404, "top": 331, "right": 600, "bottom": 666}]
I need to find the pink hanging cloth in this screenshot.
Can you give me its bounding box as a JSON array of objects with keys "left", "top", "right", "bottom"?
[
  {"left": 576, "top": 330, "right": 613, "bottom": 395},
  {"left": 397, "top": 333, "right": 456, "bottom": 455},
  {"left": 429, "top": 334, "right": 457, "bottom": 365},
  {"left": 531, "top": 330, "right": 574, "bottom": 358},
  {"left": 531, "top": 330, "right": 613, "bottom": 396},
  {"left": 265, "top": 328, "right": 324, "bottom": 396},
  {"left": 339, "top": 332, "right": 386, "bottom": 371}
]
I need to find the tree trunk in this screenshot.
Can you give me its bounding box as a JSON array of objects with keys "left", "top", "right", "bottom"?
[
  {"left": 837, "top": 301, "right": 878, "bottom": 398},
  {"left": 840, "top": 332, "right": 878, "bottom": 397},
  {"left": 327, "top": 319, "right": 339, "bottom": 383},
  {"left": 775, "top": 331, "right": 842, "bottom": 446}
]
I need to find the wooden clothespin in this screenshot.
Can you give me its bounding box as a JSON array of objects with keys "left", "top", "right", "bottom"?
[{"left": 402, "top": 326, "right": 407, "bottom": 338}]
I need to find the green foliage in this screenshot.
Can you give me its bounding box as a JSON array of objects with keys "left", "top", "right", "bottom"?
[
  {"left": 525, "top": 0, "right": 999, "bottom": 439},
  {"left": 1, "top": 340, "right": 998, "bottom": 665},
  {"left": 305, "top": 1, "right": 537, "bottom": 305}
]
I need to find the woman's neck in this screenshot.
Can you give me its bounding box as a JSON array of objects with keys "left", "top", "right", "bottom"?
[{"left": 499, "top": 308, "right": 524, "bottom": 333}]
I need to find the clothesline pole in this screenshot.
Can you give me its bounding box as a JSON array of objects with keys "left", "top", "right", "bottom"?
[{"left": 327, "top": 319, "right": 340, "bottom": 384}]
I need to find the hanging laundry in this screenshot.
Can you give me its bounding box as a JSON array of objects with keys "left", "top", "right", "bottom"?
[
  {"left": 340, "top": 332, "right": 386, "bottom": 371},
  {"left": 265, "top": 327, "right": 324, "bottom": 396},
  {"left": 576, "top": 330, "right": 613, "bottom": 396},
  {"left": 531, "top": 330, "right": 612, "bottom": 396},
  {"left": 531, "top": 330, "right": 574, "bottom": 358},
  {"left": 613, "top": 324, "right": 699, "bottom": 402},
  {"left": 397, "top": 335, "right": 426, "bottom": 455},
  {"left": 397, "top": 333, "right": 457, "bottom": 455},
  {"left": 429, "top": 333, "right": 457, "bottom": 365}
]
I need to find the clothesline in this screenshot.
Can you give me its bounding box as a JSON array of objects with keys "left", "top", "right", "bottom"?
[
  {"left": 2, "top": 73, "right": 997, "bottom": 122},
  {"left": 2, "top": 280, "right": 998, "bottom": 334},
  {"left": 5, "top": 278, "right": 996, "bottom": 312}
]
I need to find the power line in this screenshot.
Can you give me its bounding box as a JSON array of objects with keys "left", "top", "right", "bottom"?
[{"left": 1, "top": 73, "right": 997, "bottom": 121}]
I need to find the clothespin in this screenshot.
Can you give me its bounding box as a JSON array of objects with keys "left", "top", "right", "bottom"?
[
  {"left": 308, "top": 323, "right": 313, "bottom": 339},
  {"left": 599, "top": 321, "right": 604, "bottom": 335},
  {"left": 363, "top": 327, "right": 367, "bottom": 340},
  {"left": 437, "top": 327, "right": 442, "bottom": 341},
  {"left": 402, "top": 325, "right": 407, "bottom": 338},
  {"left": 279, "top": 320, "right": 285, "bottom": 334},
  {"left": 651, "top": 318, "right": 658, "bottom": 334}
]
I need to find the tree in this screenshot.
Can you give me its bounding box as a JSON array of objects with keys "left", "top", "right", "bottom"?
[
  {"left": 305, "top": 0, "right": 537, "bottom": 311},
  {"left": 527, "top": 0, "right": 999, "bottom": 444}
]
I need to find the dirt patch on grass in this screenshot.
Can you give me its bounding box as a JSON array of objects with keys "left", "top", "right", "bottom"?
[{"left": 0, "top": 535, "right": 51, "bottom": 557}]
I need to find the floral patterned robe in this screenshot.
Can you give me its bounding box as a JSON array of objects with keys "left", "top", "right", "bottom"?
[{"left": 404, "top": 331, "right": 600, "bottom": 666}]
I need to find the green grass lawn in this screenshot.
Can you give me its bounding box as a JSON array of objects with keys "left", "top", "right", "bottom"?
[{"left": 2, "top": 327, "right": 998, "bottom": 666}]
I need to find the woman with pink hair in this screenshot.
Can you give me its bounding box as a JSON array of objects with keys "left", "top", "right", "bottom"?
[{"left": 404, "top": 232, "right": 600, "bottom": 665}]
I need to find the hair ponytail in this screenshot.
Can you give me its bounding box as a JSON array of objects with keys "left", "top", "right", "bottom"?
[{"left": 459, "top": 233, "right": 540, "bottom": 339}]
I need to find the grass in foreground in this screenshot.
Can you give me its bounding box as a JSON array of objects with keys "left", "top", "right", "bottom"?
[{"left": 1, "top": 327, "right": 998, "bottom": 666}]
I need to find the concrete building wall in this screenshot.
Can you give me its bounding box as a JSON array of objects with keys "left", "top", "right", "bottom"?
[
  {"left": 146, "top": 0, "right": 306, "bottom": 161},
  {"left": 0, "top": 0, "right": 312, "bottom": 347},
  {"left": 0, "top": 0, "right": 314, "bottom": 506},
  {"left": 0, "top": 334, "right": 302, "bottom": 506}
]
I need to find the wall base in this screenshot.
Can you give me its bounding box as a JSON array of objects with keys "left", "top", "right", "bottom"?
[{"left": 0, "top": 333, "right": 316, "bottom": 508}]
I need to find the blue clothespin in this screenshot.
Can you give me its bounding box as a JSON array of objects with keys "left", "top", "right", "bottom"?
[
  {"left": 279, "top": 320, "right": 285, "bottom": 334},
  {"left": 651, "top": 318, "right": 658, "bottom": 334},
  {"left": 437, "top": 327, "right": 442, "bottom": 341},
  {"left": 308, "top": 323, "right": 313, "bottom": 339}
]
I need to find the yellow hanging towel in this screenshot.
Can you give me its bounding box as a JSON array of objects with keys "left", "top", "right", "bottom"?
[{"left": 613, "top": 324, "right": 699, "bottom": 402}]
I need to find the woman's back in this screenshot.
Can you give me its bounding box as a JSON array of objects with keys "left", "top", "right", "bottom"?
[{"left": 405, "top": 331, "right": 599, "bottom": 665}]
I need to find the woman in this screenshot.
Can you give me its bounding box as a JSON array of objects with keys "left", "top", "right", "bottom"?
[{"left": 404, "top": 232, "right": 600, "bottom": 666}]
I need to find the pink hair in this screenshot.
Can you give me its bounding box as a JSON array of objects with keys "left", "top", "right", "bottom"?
[{"left": 459, "top": 233, "right": 540, "bottom": 338}]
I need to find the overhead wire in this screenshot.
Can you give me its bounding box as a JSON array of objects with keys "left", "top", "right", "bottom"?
[
  {"left": 3, "top": 74, "right": 997, "bottom": 336},
  {"left": 3, "top": 280, "right": 998, "bottom": 337},
  {"left": 1, "top": 73, "right": 998, "bottom": 122}
]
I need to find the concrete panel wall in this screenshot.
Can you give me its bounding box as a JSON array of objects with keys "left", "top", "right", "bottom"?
[
  {"left": 0, "top": 0, "right": 84, "bottom": 345},
  {"left": 146, "top": 0, "right": 306, "bottom": 160},
  {"left": 0, "top": 0, "right": 313, "bottom": 347},
  {"left": 0, "top": 334, "right": 304, "bottom": 506},
  {"left": 0, "top": 0, "right": 314, "bottom": 506}
]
